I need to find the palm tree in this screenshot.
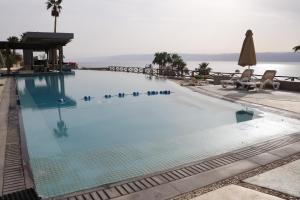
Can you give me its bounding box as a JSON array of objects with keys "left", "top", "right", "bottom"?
[
  {"left": 7, "top": 36, "right": 19, "bottom": 55},
  {"left": 4, "top": 36, "right": 22, "bottom": 73},
  {"left": 1, "top": 49, "right": 14, "bottom": 74},
  {"left": 170, "top": 54, "right": 187, "bottom": 76},
  {"left": 152, "top": 52, "right": 172, "bottom": 69},
  {"left": 196, "top": 62, "right": 212, "bottom": 79},
  {"left": 46, "top": 0, "right": 63, "bottom": 33},
  {"left": 293, "top": 45, "right": 300, "bottom": 52}
]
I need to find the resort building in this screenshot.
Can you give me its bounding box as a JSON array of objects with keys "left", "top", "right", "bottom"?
[{"left": 0, "top": 32, "right": 73, "bottom": 72}]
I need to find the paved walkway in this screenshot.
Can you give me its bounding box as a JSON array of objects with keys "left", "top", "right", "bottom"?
[
  {"left": 0, "top": 78, "right": 7, "bottom": 104},
  {"left": 0, "top": 78, "right": 8, "bottom": 195},
  {"left": 191, "top": 185, "right": 283, "bottom": 200},
  {"left": 245, "top": 159, "right": 300, "bottom": 197},
  {"left": 190, "top": 84, "right": 300, "bottom": 114}
]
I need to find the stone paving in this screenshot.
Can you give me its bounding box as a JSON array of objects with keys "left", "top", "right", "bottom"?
[
  {"left": 191, "top": 185, "right": 284, "bottom": 200},
  {"left": 245, "top": 160, "right": 300, "bottom": 197},
  {"left": 0, "top": 77, "right": 8, "bottom": 195},
  {"left": 0, "top": 78, "right": 7, "bottom": 104}
]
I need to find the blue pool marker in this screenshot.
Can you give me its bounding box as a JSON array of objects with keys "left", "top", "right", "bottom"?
[
  {"left": 101, "top": 90, "right": 172, "bottom": 100},
  {"left": 118, "top": 93, "right": 125, "bottom": 98},
  {"left": 83, "top": 96, "right": 93, "bottom": 101},
  {"left": 158, "top": 90, "right": 171, "bottom": 95},
  {"left": 133, "top": 92, "right": 139, "bottom": 96}
]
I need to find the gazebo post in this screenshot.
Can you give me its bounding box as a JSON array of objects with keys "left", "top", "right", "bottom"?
[
  {"left": 45, "top": 49, "right": 49, "bottom": 71},
  {"left": 59, "top": 46, "right": 63, "bottom": 72},
  {"left": 6, "top": 48, "right": 10, "bottom": 74}
]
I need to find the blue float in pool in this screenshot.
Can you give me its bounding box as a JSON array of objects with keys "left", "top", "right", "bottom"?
[
  {"left": 118, "top": 93, "right": 125, "bottom": 97},
  {"left": 133, "top": 92, "right": 139, "bottom": 96}
]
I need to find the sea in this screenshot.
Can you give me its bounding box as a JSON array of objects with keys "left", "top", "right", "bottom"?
[{"left": 78, "top": 60, "right": 300, "bottom": 78}]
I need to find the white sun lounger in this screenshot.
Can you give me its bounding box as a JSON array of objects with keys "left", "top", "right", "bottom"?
[
  {"left": 221, "top": 69, "right": 254, "bottom": 88},
  {"left": 237, "top": 70, "right": 280, "bottom": 91}
]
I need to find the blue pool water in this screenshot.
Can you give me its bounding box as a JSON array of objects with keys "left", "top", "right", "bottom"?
[{"left": 17, "top": 71, "right": 300, "bottom": 197}]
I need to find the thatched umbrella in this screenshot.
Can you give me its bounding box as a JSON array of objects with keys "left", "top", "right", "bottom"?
[{"left": 238, "top": 30, "right": 257, "bottom": 68}]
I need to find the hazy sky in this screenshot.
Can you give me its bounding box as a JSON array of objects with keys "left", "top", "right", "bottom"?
[{"left": 0, "top": 0, "right": 299, "bottom": 59}]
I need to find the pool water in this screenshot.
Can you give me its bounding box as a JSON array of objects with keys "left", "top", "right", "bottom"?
[{"left": 16, "top": 71, "right": 300, "bottom": 198}]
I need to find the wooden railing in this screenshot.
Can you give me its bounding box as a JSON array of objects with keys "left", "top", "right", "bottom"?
[{"left": 81, "top": 66, "right": 300, "bottom": 82}]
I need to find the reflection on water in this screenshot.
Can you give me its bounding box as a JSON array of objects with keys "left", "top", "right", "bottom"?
[
  {"left": 236, "top": 109, "right": 254, "bottom": 123},
  {"left": 18, "top": 75, "right": 76, "bottom": 138},
  {"left": 53, "top": 106, "right": 68, "bottom": 138}
]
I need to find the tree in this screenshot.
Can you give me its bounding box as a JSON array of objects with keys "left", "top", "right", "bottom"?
[
  {"left": 3, "top": 36, "right": 22, "bottom": 73},
  {"left": 293, "top": 45, "right": 300, "bottom": 52},
  {"left": 7, "top": 36, "right": 19, "bottom": 55},
  {"left": 152, "top": 52, "right": 172, "bottom": 69},
  {"left": 170, "top": 54, "right": 188, "bottom": 76},
  {"left": 196, "top": 62, "right": 212, "bottom": 79},
  {"left": 46, "top": 0, "right": 63, "bottom": 33},
  {"left": 1, "top": 49, "right": 14, "bottom": 74}
]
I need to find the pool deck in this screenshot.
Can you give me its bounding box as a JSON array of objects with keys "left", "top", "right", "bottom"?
[
  {"left": 0, "top": 77, "right": 35, "bottom": 199},
  {"left": 0, "top": 78, "right": 300, "bottom": 200},
  {"left": 187, "top": 83, "right": 300, "bottom": 115}
]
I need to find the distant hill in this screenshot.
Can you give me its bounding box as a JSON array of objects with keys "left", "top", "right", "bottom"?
[{"left": 78, "top": 52, "right": 300, "bottom": 63}]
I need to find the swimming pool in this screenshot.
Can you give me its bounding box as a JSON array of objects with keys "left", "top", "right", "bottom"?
[{"left": 16, "top": 71, "right": 300, "bottom": 198}]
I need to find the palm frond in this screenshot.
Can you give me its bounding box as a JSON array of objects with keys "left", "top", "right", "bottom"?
[
  {"left": 293, "top": 45, "right": 300, "bottom": 52},
  {"left": 57, "top": 0, "right": 63, "bottom": 5},
  {"left": 46, "top": 2, "right": 52, "bottom": 9}
]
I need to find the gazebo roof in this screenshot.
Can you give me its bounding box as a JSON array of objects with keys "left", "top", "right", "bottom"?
[{"left": 0, "top": 32, "right": 74, "bottom": 50}]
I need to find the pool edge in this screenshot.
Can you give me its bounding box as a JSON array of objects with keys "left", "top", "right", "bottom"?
[{"left": 0, "top": 78, "right": 35, "bottom": 197}]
